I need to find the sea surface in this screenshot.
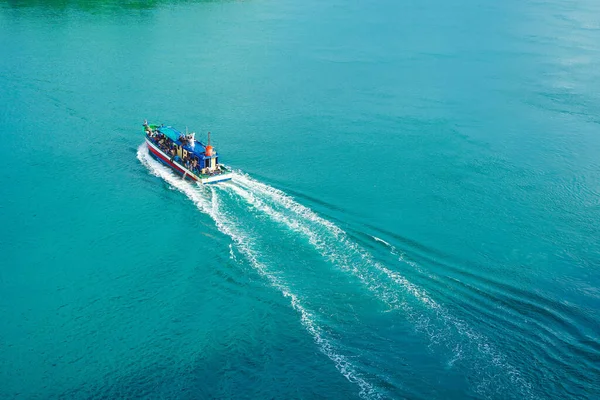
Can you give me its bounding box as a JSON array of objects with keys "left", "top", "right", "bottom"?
[{"left": 1, "top": 0, "right": 600, "bottom": 399}]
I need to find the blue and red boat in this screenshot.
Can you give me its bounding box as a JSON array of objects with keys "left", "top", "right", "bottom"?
[{"left": 144, "top": 121, "right": 232, "bottom": 184}]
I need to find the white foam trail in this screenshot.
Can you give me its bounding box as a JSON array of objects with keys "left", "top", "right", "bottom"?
[
  {"left": 229, "top": 172, "right": 535, "bottom": 399},
  {"left": 136, "top": 145, "right": 381, "bottom": 400},
  {"left": 222, "top": 182, "right": 406, "bottom": 308}
]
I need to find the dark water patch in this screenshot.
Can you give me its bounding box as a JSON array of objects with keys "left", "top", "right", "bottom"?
[
  {"left": 400, "top": 242, "right": 600, "bottom": 357},
  {"left": 367, "top": 227, "right": 599, "bottom": 338},
  {"left": 362, "top": 233, "right": 600, "bottom": 398},
  {"left": 427, "top": 268, "right": 600, "bottom": 373},
  {"left": 2, "top": 0, "right": 229, "bottom": 13}
]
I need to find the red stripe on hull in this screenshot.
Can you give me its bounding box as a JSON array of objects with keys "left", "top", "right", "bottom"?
[{"left": 147, "top": 142, "right": 199, "bottom": 181}]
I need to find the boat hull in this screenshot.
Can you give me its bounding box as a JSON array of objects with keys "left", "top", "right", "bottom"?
[{"left": 145, "top": 138, "right": 232, "bottom": 184}]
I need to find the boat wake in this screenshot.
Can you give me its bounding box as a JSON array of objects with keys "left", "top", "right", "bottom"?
[
  {"left": 225, "top": 173, "right": 535, "bottom": 399},
  {"left": 137, "top": 144, "right": 535, "bottom": 399},
  {"left": 137, "top": 145, "right": 381, "bottom": 399}
]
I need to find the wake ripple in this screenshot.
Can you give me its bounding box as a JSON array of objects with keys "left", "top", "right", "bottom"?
[
  {"left": 228, "top": 172, "right": 535, "bottom": 400},
  {"left": 137, "top": 145, "right": 381, "bottom": 400}
]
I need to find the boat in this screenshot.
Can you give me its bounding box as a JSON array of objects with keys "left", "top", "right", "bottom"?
[{"left": 143, "top": 120, "right": 233, "bottom": 184}]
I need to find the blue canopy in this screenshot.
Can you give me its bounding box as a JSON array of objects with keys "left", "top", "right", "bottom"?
[
  {"left": 158, "top": 126, "right": 181, "bottom": 142},
  {"left": 154, "top": 125, "right": 212, "bottom": 159}
]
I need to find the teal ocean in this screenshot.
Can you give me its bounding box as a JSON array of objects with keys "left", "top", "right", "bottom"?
[{"left": 1, "top": 0, "right": 600, "bottom": 399}]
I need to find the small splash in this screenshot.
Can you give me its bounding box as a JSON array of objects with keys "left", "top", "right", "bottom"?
[
  {"left": 228, "top": 243, "right": 237, "bottom": 261},
  {"left": 371, "top": 236, "right": 391, "bottom": 247}
]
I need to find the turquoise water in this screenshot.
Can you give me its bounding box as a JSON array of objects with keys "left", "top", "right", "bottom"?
[{"left": 1, "top": 0, "right": 600, "bottom": 398}]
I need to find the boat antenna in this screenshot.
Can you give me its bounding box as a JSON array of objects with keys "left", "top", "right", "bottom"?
[{"left": 208, "top": 131, "right": 211, "bottom": 146}]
